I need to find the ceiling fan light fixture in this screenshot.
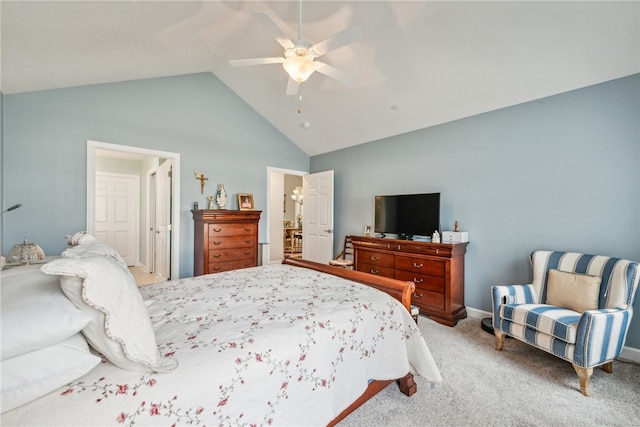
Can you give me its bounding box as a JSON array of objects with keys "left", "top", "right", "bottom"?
[{"left": 283, "top": 53, "right": 316, "bottom": 83}]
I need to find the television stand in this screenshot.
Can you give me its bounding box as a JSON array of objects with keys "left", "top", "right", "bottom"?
[{"left": 350, "top": 235, "right": 468, "bottom": 327}]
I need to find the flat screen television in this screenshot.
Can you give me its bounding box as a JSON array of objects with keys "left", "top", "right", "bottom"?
[{"left": 374, "top": 193, "right": 440, "bottom": 238}]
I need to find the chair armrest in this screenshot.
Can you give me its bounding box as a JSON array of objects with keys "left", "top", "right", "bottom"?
[
  {"left": 491, "top": 285, "right": 537, "bottom": 326},
  {"left": 574, "top": 307, "right": 634, "bottom": 368}
]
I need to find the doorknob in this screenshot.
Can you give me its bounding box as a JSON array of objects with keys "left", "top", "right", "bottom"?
[{"left": 323, "top": 229, "right": 333, "bottom": 233}]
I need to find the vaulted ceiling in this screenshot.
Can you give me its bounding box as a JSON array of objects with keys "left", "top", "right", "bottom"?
[{"left": 2, "top": 1, "right": 638, "bottom": 156}]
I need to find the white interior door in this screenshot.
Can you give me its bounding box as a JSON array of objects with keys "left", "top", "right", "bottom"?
[
  {"left": 302, "top": 170, "right": 334, "bottom": 263},
  {"left": 94, "top": 173, "right": 139, "bottom": 266},
  {"left": 155, "top": 160, "right": 172, "bottom": 281}
]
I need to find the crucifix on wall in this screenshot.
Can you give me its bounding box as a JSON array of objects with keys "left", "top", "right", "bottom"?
[{"left": 194, "top": 170, "right": 208, "bottom": 194}]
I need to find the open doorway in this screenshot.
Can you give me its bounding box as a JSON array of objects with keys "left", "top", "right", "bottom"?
[
  {"left": 266, "top": 167, "right": 306, "bottom": 264},
  {"left": 86, "top": 140, "right": 181, "bottom": 280}
]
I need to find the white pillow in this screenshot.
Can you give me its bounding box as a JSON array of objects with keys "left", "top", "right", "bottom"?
[
  {"left": 1, "top": 333, "right": 101, "bottom": 413},
  {"left": 41, "top": 256, "right": 177, "bottom": 372},
  {"left": 1, "top": 265, "right": 91, "bottom": 360},
  {"left": 61, "top": 237, "right": 133, "bottom": 279},
  {"left": 64, "top": 231, "right": 95, "bottom": 247}
]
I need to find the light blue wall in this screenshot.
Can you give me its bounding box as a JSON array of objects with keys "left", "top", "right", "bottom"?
[
  {"left": 311, "top": 74, "right": 640, "bottom": 349},
  {"left": 2, "top": 73, "right": 309, "bottom": 278},
  {"left": 3, "top": 71, "right": 639, "bottom": 350}
]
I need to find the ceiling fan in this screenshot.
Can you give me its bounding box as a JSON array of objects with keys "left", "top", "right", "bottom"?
[{"left": 229, "top": 0, "right": 362, "bottom": 95}]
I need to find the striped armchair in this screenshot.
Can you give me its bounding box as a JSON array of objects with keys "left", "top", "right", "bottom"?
[{"left": 492, "top": 250, "right": 639, "bottom": 396}]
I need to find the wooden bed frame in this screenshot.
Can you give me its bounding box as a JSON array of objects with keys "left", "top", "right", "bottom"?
[{"left": 281, "top": 257, "right": 418, "bottom": 426}]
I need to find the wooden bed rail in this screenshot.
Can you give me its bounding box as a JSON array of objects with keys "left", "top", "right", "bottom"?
[{"left": 282, "top": 256, "right": 415, "bottom": 313}]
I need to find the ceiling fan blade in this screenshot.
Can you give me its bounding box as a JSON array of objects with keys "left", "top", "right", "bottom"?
[
  {"left": 314, "top": 62, "right": 356, "bottom": 84},
  {"left": 252, "top": 11, "right": 295, "bottom": 50},
  {"left": 229, "top": 57, "right": 284, "bottom": 67},
  {"left": 286, "top": 78, "right": 299, "bottom": 96},
  {"left": 310, "top": 26, "right": 363, "bottom": 57}
]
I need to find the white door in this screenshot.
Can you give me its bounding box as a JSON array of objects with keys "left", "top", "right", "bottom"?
[
  {"left": 302, "top": 170, "right": 334, "bottom": 263},
  {"left": 94, "top": 173, "right": 139, "bottom": 266},
  {"left": 155, "top": 160, "right": 172, "bottom": 281}
]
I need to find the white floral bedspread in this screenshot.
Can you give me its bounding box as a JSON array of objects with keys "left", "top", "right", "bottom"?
[{"left": 2, "top": 264, "right": 441, "bottom": 426}]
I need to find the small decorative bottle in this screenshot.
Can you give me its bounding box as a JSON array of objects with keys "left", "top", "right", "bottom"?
[{"left": 432, "top": 230, "right": 440, "bottom": 243}]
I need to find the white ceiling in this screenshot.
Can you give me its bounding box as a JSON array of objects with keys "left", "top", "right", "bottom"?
[{"left": 2, "top": 1, "right": 639, "bottom": 156}]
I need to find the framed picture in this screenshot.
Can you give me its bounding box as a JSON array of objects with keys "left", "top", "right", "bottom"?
[
  {"left": 364, "top": 225, "right": 372, "bottom": 236},
  {"left": 238, "top": 193, "right": 254, "bottom": 210}
]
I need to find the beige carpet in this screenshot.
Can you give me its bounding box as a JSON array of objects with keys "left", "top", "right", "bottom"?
[{"left": 341, "top": 316, "right": 640, "bottom": 426}]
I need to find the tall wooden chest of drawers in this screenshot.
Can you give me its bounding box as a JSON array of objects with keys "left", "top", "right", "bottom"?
[
  {"left": 192, "top": 210, "right": 261, "bottom": 276},
  {"left": 351, "top": 235, "right": 468, "bottom": 326}
]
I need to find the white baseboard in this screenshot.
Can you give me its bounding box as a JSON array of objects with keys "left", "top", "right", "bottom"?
[
  {"left": 135, "top": 262, "right": 150, "bottom": 273},
  {"left": 618, "top": 346, "right": 640, "bottom": 364},
  {"left": 465, "top": 306, "right": 640, "bottom": 365},
  {"left": 466, "top": 307, "right": 491, "bottom": 320}
]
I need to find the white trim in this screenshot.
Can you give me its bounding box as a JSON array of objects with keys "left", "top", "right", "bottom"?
[
  {"left": 86, "top": 140, "right": 181, "bottom": 279},
  {"left": 619, "top": 346, "right": 640, "bottom": 365},
  {"left": 466, "top": 307, "right": 491, "bottom": 319},
  {"left": 465, "top": 306, "right": 640, "bottom": 365},
  {"left": 145, "top": 166, "right": 156, "bottom": 274}
]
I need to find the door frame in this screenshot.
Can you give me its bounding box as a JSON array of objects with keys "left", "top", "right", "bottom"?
[
  {"left": 86, "top": 140, "right": 181, "bottom": 279},
  {"left": 266, "top": 166, "right": 307, "bottom": 264},
  {"left": 146, "top": 168, "right": 157, "bottom": 274}
]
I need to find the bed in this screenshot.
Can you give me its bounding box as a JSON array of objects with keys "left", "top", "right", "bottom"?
[{"left": 1, "top": 236, "right": 441, "bottom": 426}]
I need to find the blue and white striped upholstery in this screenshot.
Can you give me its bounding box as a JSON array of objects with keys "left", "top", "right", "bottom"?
[{"left": 492, "top": 251, "right": 639, "bottom": 369}]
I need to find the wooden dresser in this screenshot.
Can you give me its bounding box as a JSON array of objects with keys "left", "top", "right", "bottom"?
[
  {"left": 351, "top": 235, "right": 468, "bottom": 326},
  {"left": 192, "top": 210, "right": 261, "bottom": 276}
]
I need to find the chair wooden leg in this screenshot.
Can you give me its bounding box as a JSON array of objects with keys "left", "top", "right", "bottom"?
[
  {"left": 601, "top": 361, "right": 613, "bottom": 373},
  {"left": 573, "top": 364, "right": 593, "bottom": 396},
  {"left": 494, "top": 331, "right": 505, "bottom": 351}
]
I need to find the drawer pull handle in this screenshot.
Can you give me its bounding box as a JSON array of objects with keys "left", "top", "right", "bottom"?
[
  {"left": 213, "top": 241, "right": 222, "bottom": 246},
  {"left": 370, "top": 256, "right": 380, "bottom": 261},
  {"left": 413, "top": 278, "right": 424, "bottom": 284},
  {"left": 413, "top": 292, "right": 423, "bottom": 299},
  {"left": 244, "top": 239, "right": 251, "bottom": 244},
  {"left": 213, "top": 254, "right": 221, "bottom": 258},
  {"left": 413, "top": 263, "right": 423, "bottom": 268},
  {"left": 370, "top": 269, "right": 379, "bottom": 274},
  {"left": 436, "top": 249, "right": 439, "bottom": 254},
  {"left": 213, "top": 267, "right": 221, "bottom": 271},
  {"left": 244, "top": 251, "right": 250, "bottom": 255},
  {"left": 212, "top": 228, "right": 222, "bottom": 232}
]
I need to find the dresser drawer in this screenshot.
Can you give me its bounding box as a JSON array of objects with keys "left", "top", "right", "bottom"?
[
  {"left": 395, "top": 256, "right": 445, "bottom": 277},
  {"left": 411, "top": 289, "right": 445, "bottom": 310},
  {"left": 208, "top": 236, "right": 256, "bottom": 249},
  {"left": 396, "top": 243, "right": 453, "bottom": 257},
  {"left": 395, "top": 270, "right": 445, "bottom": 293},
  {"left": 356, "top": 262, "right": 395, "bottom": 278},
  {"left": 356, "top": 249, "right": 394, "bottom": 268},
  {"left": 208, "top": 247, "right": 255, "bottom": 263},
  {"left": 207, "top": 259, "right": 256, "bottom": 273},
  {"left": 208, "top": 223, "right": 256, "bottom": 237}
]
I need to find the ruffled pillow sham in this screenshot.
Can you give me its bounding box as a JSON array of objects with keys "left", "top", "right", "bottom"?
[
  {"left": 41, "top": 256, "right": 177, "bottom": 372},
  {"left": 61, "top": 234, "right": 133, "bottom": 280}
]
